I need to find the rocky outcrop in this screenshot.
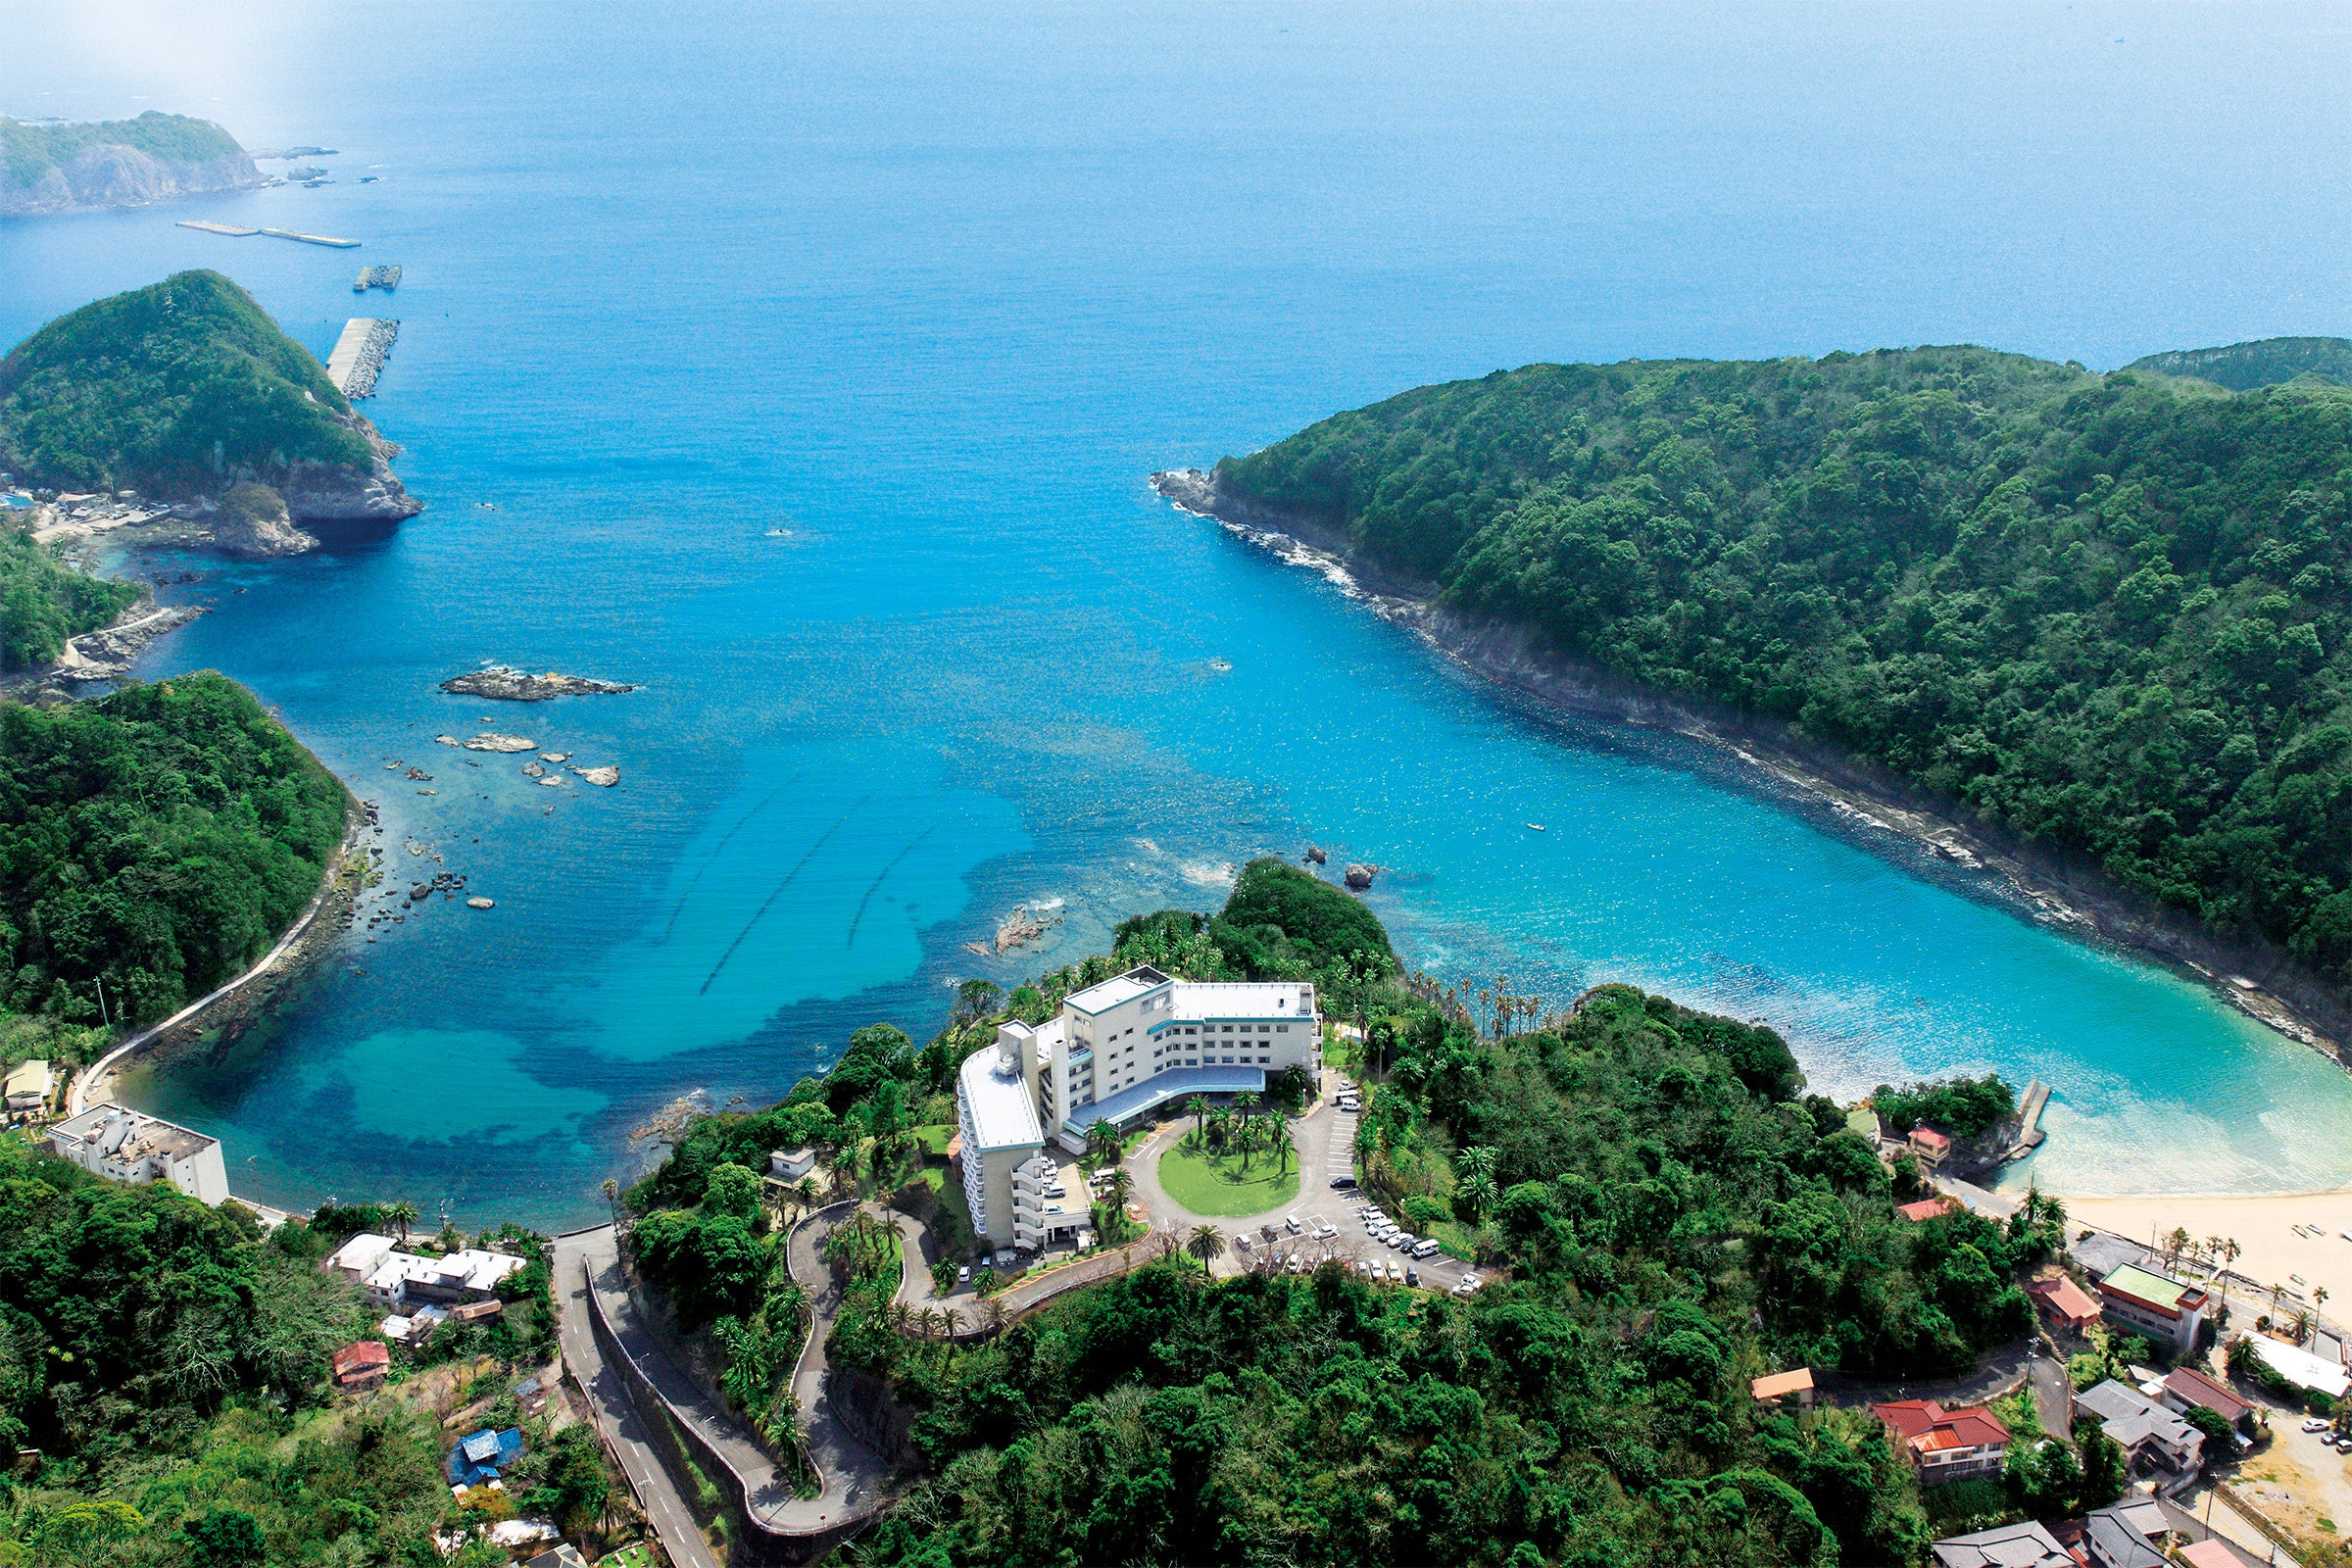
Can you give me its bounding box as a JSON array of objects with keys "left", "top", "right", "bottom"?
[
  {"left": 1344, "top": 863, "right": 1378, "bottom": 890},
  {"left": 1303, "top": 845, "right": 1328, "bottom": 865},
  {"left": 212, "top": 482, "right": 318, "bottom": 558},
  {"left": 463, "top": 733, "right": 537, "bottom": 754},
  {"left": 270, "top": 413, "right": 421, "bottom": 522},
  {"left": 439, "top": 666, "right": 636, "bottom": 701},
  {"left": 0, "top": 145, "right": 264, "bottom": 217}
]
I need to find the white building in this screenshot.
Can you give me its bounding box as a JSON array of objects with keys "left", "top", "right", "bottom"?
[
  {"left": 4, "top": 1059, "right": 54, "bottom": 1114},
  {"left": 994, "top": 964, "right": 1321, "bottom": 1155},
  {"left": 954, "top": 963, "right": 1323, "bottom": 1248},
  {"left": 327, "top": 1230, "right": 526, "bottom": 1310},
  {"left": 47, "top": 1102, "right": 228, "bottom": 1205}
]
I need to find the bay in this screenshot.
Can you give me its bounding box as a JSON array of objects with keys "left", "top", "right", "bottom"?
[{"left": 7, "top": 0, "right": 2352, "bottom": 1227}]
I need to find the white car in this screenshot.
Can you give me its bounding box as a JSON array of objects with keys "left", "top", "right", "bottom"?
[
  {"left": 1387, "top": 1234, "right": 1410, "bottom": 1250},
  {"left": 1284, "top": 1215, "right": 1303, "bottom": 1234},
  {"left": 1411, "top": 1238, "right": 1443, "bottom": 1258},
  {"left": 2307, "top": 1417, "right": 2334, "bottom": 1433}
]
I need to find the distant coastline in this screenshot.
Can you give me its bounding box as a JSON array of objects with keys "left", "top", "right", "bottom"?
[
  {"left": 0, "top": 112, "right": 264, "bottom": 216},
  {"left": 1152, "top": 466, "right": 2352, "bottom": 1072}
]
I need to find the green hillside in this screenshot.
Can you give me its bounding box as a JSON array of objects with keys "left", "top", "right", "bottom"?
[
  {"left": 0, "top": 113, "right": 245, "bottom": 188},
  {"left": 0, "top": 270, "right": 368, "bottom": 495},
  {"left": 0, "top": 528, "right": 137, "bottom": 670},
  {"left": 2127, "top": 335, "right": 2352, "bottom": 391},
  {"left": 0, "top": 671, "right": 349, "bottom": 1026},
  {"left": 1209, "top": 347, "right": 2352, "bottom": 993}
]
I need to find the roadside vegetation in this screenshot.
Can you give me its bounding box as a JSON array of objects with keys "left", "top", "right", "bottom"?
[{"left": 1214, "top": 345, "right": 2352, "bottom": 1000}]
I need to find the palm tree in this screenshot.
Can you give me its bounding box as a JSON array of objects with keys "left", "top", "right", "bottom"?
[
  {"left": 1185, "top": 1096, "right": 1210, "bottom": 1145},
  {"left": 388, "top": 1200, "right": 417, "bottom": 1242},
  {"left": 888, "top": 1299, "right": 915, "bottom": 1337},
  {"left": 1187, "top": 1224, "right": 1226, "bottom": 1268},
  {"left": 1086, "top": 1119, "right": 1122, "bottom": 1172},
  {"left": 1107, "top": 1167, "right": 1133, "bottom": 1210},
  {"left": 940, "top": 1305, "right": 964, "bottom": 1363},
  {"left": 2317, "top": 1285, "right": 2330, "bottom": 1319},
  {"left": 792, "top": 1176, "right": 821, "bottom": 1219},
  {"left": 917, "top": 1304, "right": 942, "bottom": 1341}
]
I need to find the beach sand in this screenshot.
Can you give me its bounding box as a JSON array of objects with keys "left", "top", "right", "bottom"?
[{"left": 2060, "top": 1190, "right": 2352, "bottom": 1322}]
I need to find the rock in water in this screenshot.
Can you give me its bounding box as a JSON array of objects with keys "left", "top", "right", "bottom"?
[
  {"left": 433, "top": 734, "right": 461, "bottom": 746},
  {"left": 1304, "top": 845, "right": 1328, "bottom": 865},
  {"left": 570, "top": 765, "right": 619, "bottom": 787},
  {"left": 466, "top": 897, "right": 494, "bottom": 909},
  {"left": 463, "top": 733, "right": 537, "bottom": 753},
  {"left": 1344, "top": 862, "right": 1377, "bottom": 890},
  {"left": 440, "top": 665, "right": 635, "bottom": 701}
]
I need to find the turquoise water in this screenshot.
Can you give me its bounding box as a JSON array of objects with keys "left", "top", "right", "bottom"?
[{"left": 8, "top": 1, "right": 2352, "bottom": 1226}]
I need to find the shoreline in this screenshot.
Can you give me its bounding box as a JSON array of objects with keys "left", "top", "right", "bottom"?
[
  {"left": 1152, "top": 466, "right": 2352, "bottom": 1078},
  {"left": 70, "top": 801, "right": 373, "bottom": 1116}
]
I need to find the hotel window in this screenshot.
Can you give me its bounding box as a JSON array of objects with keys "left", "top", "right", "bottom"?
[{"left": 1276, "top": 1024, "right": 1288, "bottom": 1033}]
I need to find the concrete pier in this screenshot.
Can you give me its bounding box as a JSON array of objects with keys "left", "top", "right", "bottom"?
[{"left": 326, "top": 318, "right": 398, "bottom": 398}]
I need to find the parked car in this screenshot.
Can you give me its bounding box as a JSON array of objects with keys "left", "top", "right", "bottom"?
[
  {"left": 2306, "top": 1417, "right": 2332, "bottom": 1433},
  {"left": 1405, "top": 1267, "right": 1420, "bottom": 1287},
  {"left": 956, "top": 1264, "right": 971, "bottom": 1285},
  {"left": 1284, "top": 1215, "right": 1303, "bottom": 1234},
  {"left": 1330, "top": 1174, "right": 1357, "bottom": 1189},
  {"left": 1411, "top": 1238, "right": 1443, "bottom": 1258},
  {"left": 1387, "top": 1234, "right": 1410, "bottom": 1250}
]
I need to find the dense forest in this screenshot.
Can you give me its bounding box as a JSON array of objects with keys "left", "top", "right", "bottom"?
[
  {"left": 630, "top": 865, "right": 2076, "bottom": 1567},
  {"left": 1209, "top": 341, "right": 2352, "bottom": 995},
  {"left": 0, "top": 672, "right": 348, "bottom": 1028},
  {"left": 0, "top": 528, "right": 137, "bottom": 671},
  {"left": 0, "top": 270, "right": 368, "bottom": 497}
]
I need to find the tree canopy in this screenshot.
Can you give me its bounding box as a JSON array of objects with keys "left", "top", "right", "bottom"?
[{"left": 1214, "top": 346, "right": 2352, "bottom": 997}]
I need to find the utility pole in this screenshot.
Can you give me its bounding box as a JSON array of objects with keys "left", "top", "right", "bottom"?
[{"left": 94, "top": 977, "right": 109, "bottom": 1029}]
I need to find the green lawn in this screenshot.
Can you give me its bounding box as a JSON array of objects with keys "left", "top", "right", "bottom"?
[
  {"left": 1156, "top": 1141, "right": 1299, "bottom": 1217},
  {"left": 912, "top": 1122, "right": 955, "bottom": 1156}
]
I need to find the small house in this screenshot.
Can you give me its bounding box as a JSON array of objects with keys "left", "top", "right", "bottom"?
[
  {"left": 4, "top": 1059, "right": 54, "bottom": 1114},
  {"left": 769, "top": 1147, "right": 816, "bottom": 1183},
  {"left": 1749, "top": 1368, "right": 1815, "bottom": 1408},
  {"left": 2027, "top": 1271, "right": 2102, "bottom": 1333},
  {"left": 330, "top": 1340, "right": 391, "bottom": 1391},
  {"left": 1908, "top": 1126, "right": 1953, "bottom": 1166},
  {"left": 446, "top": 1427, "right": 526, "bottom": 1488},
  {"left": 2074, "top": 1380, "right": 2204, "bottom": 1475},
  {"left": 2159, "top": 1364, "right": 2255, "bottom": 1434},
  {"left": 1897, "top": 1196, "right": 1957, "bottom": 1223},
  {"left": 1871, "top": 1399, "right": 2009, "bottom": 1485},
  {"left": 1930, "top": 1519, "right": 2074, "bottom": 1568}
]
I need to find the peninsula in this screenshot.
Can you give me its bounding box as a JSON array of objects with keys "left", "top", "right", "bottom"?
[
  {"left": 1160, "top": 338, "right": 2352, "bottom": 1056},
  {"left": 0, "top": 112, "right": 264, "bottom": 216},
  {"left": 0, "top": 270, "right": 421, "bottom": 531}
]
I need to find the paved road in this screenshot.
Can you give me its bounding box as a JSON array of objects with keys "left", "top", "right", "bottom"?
[
  {"left": 551, "top": 1230, "right": 721, "bottom": 1568},
  {"left": 775, "top": 1205, "right": 895, "bottom": 1528},
  {"left": 2028, "top": 1348, "right": 2072, "bottom": 1438}
]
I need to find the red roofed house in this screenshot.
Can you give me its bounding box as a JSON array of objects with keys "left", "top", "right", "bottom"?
[
  {"left": 331, "top": 1340, "right": 391, "bottom": 1392},
  {"left": 1897, "top": 1196, "right": 1957, "bottom": 1223},
  {"left": 1908, "top": 1126, "right": 1954, "bottom": 1166},
  {"left": 2159, "top": 1364, "right": 2256, "bottom": 1433},
  {"left": 2027, "top": 1271, "right": 2103, "bottom": 1334},
  {"left": 1872, "top": 1398, "right": 2009, "bottom": 1485}
]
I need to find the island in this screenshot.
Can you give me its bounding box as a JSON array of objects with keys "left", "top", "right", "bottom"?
[
  {"left": 1160, "top": 337, "right": 2352, "bottom": 1057},
  {"left": 0, "top": 270, "right": 421, "bottom": 539},
  {"left": 0, "top": 112, "right": 265, "bottom": 216}
]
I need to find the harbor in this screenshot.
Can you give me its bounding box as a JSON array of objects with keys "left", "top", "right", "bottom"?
[{"left": 326, "top": 318, "right": 398, "bottom": 397}]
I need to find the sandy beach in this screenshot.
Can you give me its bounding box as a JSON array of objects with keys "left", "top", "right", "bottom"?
[{"left": 2061, "top": 1191, "right": 2352, "bottom": 1323}]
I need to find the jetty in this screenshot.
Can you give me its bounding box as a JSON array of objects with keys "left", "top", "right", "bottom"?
[
  {"left": 258, "top": 226, "right": 360, "bottom": 248},
  {"left": 353, "top": 264, "right": 402, "bottom": 292},
  {"left": 2003, "top": 1078, "right": 2051, "bottom": 1160},
  {"left": 176, "top": 220, "right": 258, "bottom": 237},
  {"left": 326, "top": 318, "right": 398, "bottom": 398}
]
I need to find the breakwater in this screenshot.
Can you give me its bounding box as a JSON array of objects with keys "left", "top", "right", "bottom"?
[
  {"left": 354, "top": 264, "right": 402, "bottom": 292},
  {"left": 325, "top": 318, "right": 398, "bottom": 397}
]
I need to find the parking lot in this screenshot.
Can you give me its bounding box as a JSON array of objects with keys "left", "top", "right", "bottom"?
[{"left": 1198, "top": 1071, "right": 1493, "bottom": 1297}]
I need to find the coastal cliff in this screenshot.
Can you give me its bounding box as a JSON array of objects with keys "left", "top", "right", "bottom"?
[
  {"left": 0, "top": 113, "right": 264, "bottom": 216},
  {"left": 0, "top": 270, "right": 420, "bottom": 526}
]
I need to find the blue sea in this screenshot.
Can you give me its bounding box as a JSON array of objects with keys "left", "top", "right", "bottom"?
[{"left": 7, "top": 0, "right": 2352, "bottom": 1228}]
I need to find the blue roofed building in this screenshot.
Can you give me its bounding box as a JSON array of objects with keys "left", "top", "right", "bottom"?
[{"left": 446, "top": 1426, "right": 525, "bottom": 1488}]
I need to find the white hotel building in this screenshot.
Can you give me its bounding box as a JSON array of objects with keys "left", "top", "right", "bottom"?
[{"left": 956, "top": 963, "right": 1322, "bottom": 1249}]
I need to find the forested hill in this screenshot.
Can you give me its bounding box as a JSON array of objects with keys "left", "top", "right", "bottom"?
[
  {"left": 1200, "top": 346, "right": 2352, "bottom": 995},
  {"left": 0, "top": 672, "right": 349, "bottom": 1028},
  {"left": 0, "top": 271, "right": 415, "bottom": 519}
]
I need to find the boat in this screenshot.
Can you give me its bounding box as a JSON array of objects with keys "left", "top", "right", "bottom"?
[
  {"left": 2292, "top": 1273, "right": 2308, "bottom": 1284},
  {"left": 1526, "top": 822, "right": 1545, "bottom": 831}
]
